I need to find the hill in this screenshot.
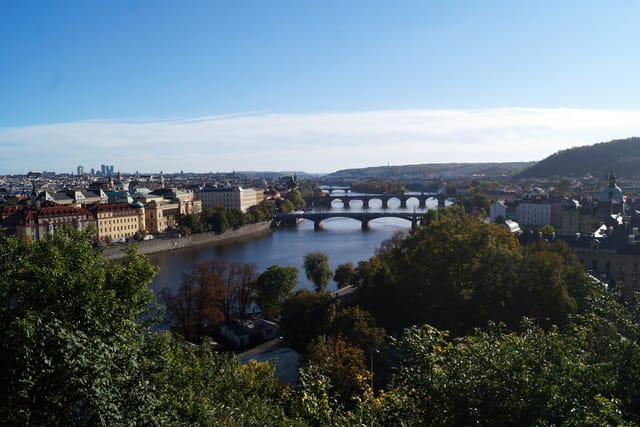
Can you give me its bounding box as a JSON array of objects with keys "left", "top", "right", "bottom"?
[
  {"left": 321, "top": 162, "right": 533, "bottom": 184},
  {"left": 515, "top": 137, "right": 640, "bottom": 178}
]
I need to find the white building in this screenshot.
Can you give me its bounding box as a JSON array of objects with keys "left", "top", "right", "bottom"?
[{"left": 196, "top": 186, "right": 264, "bottom": 213}]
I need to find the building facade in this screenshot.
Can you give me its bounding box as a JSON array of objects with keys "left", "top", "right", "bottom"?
[{"left": 196, "top": 187, "right": 263, "bottom": 213}]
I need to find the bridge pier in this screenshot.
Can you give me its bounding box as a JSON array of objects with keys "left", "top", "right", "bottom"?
[
  {"left": 314, "top": 219, "right": 322, "bottom": 231},
  {"left": 400, "top": 198, "right": 408, "bottom": 209},
  {"left": 418, "top": 197, "right": 427, "bottom": 209},
  {"left": 362, "top": 199, "right": 369, "bottom": 209},
  {"left": 343, "top": 198, "right": 350, "bottom": 209},
  {"left": 381, "top": 198, "right": 389, "bottom": 209},
  {"left": 361, "top": 219, "right": 369, "bottom": 230},
  {"left": 437, "top": 196, "right": 446, "bottom": 207}
]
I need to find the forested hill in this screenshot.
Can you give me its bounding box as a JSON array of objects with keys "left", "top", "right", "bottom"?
[
  {"left": 322, "top": 162, "right": 533, "bottom": 183},
  {"left": 515, "top": 137, "right": 640, "bottom": 178}
]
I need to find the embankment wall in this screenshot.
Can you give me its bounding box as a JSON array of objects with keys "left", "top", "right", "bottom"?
[{"left": 102, "top": 221, "right": 272, "bottom": 260}]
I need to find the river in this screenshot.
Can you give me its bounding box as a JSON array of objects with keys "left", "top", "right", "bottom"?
[{"left": 148, "top": 197, "right": 442, "bottom": 294}]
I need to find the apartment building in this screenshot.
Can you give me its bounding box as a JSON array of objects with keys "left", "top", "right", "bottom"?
[
  {"left": 16, "top": 204, "right": 96, "bottom": 241},
  {"left": 93, "top": 203, "right": 146, "bottom": 243},
  {"left": 195, "top": 186, "right": 263, "bottom": 213}
]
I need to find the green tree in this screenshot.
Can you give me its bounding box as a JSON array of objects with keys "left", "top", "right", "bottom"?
[
  {"left": 0, "top": 230, "right": 160, "bottom": 425},
  {"left": 329, "top": 306, "right": 386, "bottom": 353},
  {"left": 285, "top": 188, "right": 307, "bottom": 211},
  {"left": 303, "top": 251, "right": 333, "bottom": 292},
  {"left": 333, "top": 262, "right": 356, "bottom": 289},
  {"left": 280, "top": 289, "right": 334, "bottom": 352},
  {"left": 365, "top": 214, "right": 583, "bottom": 334},
  {"left": 255, "top": 265, "right": 298, "bottom": 320},
  {"left": 276, "top": 198, "right": 295, "bottom": 214},
  {"left": 204, "top": 206, "right": 230, "bottom": 233}
]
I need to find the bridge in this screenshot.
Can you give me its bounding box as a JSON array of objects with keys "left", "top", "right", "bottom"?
[
  {"left": 306, "top": 192, "right": 450, "bottom": 209},
  {"left": 274, "top": 211, "right": 423, "bottom": 231}
]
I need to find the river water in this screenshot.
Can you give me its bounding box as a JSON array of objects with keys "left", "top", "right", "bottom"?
[{"left": 148, "top": 197, "right": 441, "bottom": 294}]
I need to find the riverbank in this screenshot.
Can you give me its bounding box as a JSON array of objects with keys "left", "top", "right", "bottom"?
[{"left": 102, "top": 221, "right": 272, "bottom": 260}]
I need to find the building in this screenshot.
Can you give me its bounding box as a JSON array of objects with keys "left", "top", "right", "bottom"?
[
  {"left": 150, "top": 188, "right": 202, "bottom": 215},
  {"left": 144, "top": 200, "right": 180, "bottom": 234},
  {"left": 93, "top": 203, "right": 145, "bottom": 243},
  {"left": 196, "top": 186, "right": 264, "bottom": 213},
  {"left": 515, "top": 188, "right": 552, "bottom": 227},
  {"left": 15, "top": 203, "right": 96, "bottom": 241}
]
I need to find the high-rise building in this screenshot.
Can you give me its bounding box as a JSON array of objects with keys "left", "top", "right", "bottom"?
[{"left": 77, "top": 165, "right": 84, "bottom": 176}]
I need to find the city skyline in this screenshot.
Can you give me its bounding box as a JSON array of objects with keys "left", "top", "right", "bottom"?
[{"left": 2, "top": 1, "right": 640, "bottom": 174}]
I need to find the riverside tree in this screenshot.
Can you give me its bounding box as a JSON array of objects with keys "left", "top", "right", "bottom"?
[
  {"left": 303, "top": 251, "right": 333, "bottom": 292},
  {"left": 161, "top": 259, "right": 258, "bottom": 342},
  {"left": 254, "top": 265, "right": 298, "bottom": 320}
]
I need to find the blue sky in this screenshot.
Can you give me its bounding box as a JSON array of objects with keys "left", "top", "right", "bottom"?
[{"left": 2, "top": 1, "right": 640, "bottom": 174}]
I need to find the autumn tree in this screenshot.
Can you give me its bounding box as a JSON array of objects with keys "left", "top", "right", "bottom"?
[
  {"left": 304, "top": 335, "right": 372, "bottom": 405},
  {"left": 161, "top": 263, "right": 226, "bottom": 342}
]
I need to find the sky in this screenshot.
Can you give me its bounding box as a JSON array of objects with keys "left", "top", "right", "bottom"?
[{"left": 2, "top": 0, "right": 640, "bottom": 174}]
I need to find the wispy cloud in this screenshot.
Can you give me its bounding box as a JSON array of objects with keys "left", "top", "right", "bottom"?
[{"left": 1, "top": 108, "right": 639, "bottom": 174}]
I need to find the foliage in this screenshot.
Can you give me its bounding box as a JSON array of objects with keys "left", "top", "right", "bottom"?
[
  {"left": 304, "top": 335, "right": 372, "bottom": 405},
  {"left": 254, "top": 265, "right": 298, "bottom": 320},
  {"left": 0, "top": 229, "right": 159, "bottom": 425},
  {"left": 142, "top": 332, "right": 295, "bottom": 426},
  {"left": 161, "top": 259, "right": 258, "bottom": 342},
  {"left": 460, "top": 186, "right": 491, "bottom": 215},
  {"left": 516, "top": 136, "right": 640, "bottom": 178},
  {"left": 389, "top": 315, "right": 640, "bottom": 426},
  {"left": 539, "top": 224, "right": 555, "bottom": 234},
  {"left": 351, "top": 180, "right": 407, "bottom": 194},
  {"left": 161, "top": 263, "right": 225, "bottom": 342},
  {"left": 328, "top": 306, "right": 386, "bottom": 354},
  {"left": 361, "top": 214, "right": 585, "bottom": 334},
  {"left": 333, "top": 262, "right": 356, "bottom": 289},
  {"left": 303, "top": 251, "right": 333, "bottom": 292},
  {"left": 280, "top": 289, "right": 334, "bottom": 352},
  {"left": 285, "top": 188, "right": 307, "bottom": 211}
]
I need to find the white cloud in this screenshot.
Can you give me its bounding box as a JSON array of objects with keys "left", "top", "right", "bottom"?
[{"left": 1, "top": 108, "right": 639, "bottom": 174}]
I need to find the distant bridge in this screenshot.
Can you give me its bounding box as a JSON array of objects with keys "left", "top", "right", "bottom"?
[
  {"left": 274, "top": 211, "right": 423, "bottom": 231},
  {"left": 306, "top": 192, "right": 450, "bottom": 209}
]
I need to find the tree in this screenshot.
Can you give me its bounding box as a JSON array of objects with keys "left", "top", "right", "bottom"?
[
  {"left": 334, "top": 262, "right": 356, "bottom": 289},
  {"left": 0, "top": 229, "right": 160, "bottom": 425},
  {"left": 364, "top": 214, "right": 582, "bottom": 334},
  {"left": 204, "top": 206, "right": 230, "bottom": 233},
  {"left": 280, "top": 289, "right": 334, "bottom": 351},
  {"left": 255, "top": 265, "right": 298, "bottom": 320},
  {"left": 161, "top": 262, "right": 226, "bottom": 342},
  {"left": 303, "top": 251, "right": 333, "bottom": 292},
  {"left": 285, "top": 188, "right": 306, "bottom": 211},
  {"left": 162, "top": 259, "right": 259, "bottom": 341},
  {"left": 305, "top": 335, "right": 372, "bottom": 404},
  {"left": 329, "top": 306, "right": 386, "bottom": 353}
]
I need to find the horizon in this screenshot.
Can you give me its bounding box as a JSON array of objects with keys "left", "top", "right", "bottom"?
[{"left": 2, "top": 1, "right": 640, "bottom": 174}]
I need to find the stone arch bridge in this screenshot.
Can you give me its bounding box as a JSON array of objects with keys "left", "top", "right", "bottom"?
[
  {"left": 274, "top": 211, "right": 423, "bottom": 231},
  {"left": 306, "top": 192, "right": 449, "bottom": 209}
]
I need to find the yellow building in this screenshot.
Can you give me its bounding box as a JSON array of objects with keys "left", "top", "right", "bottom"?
[
  {"left": 94, "top": 203, "right": 145, "bottom": 243},
  {"left": 145, "top": 200, "right": 180, "bottom": 234}
]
